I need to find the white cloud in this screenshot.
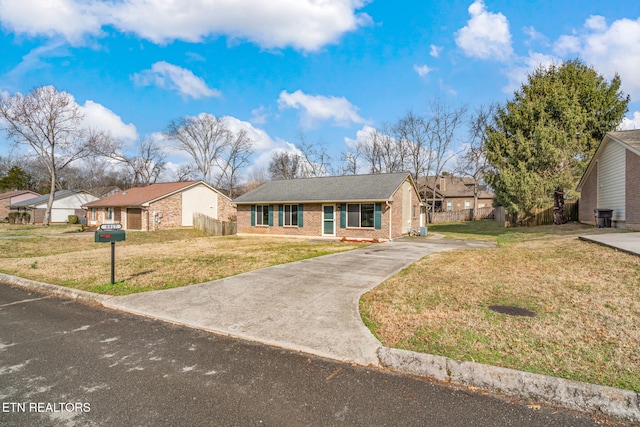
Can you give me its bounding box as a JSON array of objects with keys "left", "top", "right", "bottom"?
[
  {"left": 132, "top": 61, "right": 221, "bottom": 99},
  {"left": 222, "top": 116, "right": 283, "bottom": 152},
  {"left": 455, "top": 0, "right": 513, "bottom": 62},
  {"left": 250, "top": 106, "right": 269, "bottom": 125},
  {"left": 574, "top": 17, "right": 640, "bottom": 101},
  {"left": 502, "top": 52, "right": 557, "bottom": 94},
  {"left": 585, "top": 15, "right": 607, "bottom": 32},
  {"left": 80, "top": 100, "right": 138, "bottom": 142},
  {"left": 414, "top": 64, "right": 433, "bottom": 77},
  {"left": 553, "top": 35, "right": 581, "bottom": 56},
  {"left": 523, "top": 26, "right": 548, "bottom": 47},
  {"left": 0, "top": 0, "right": 102, "bottom": 45},
  {"left": 620, "top": 112, "right": 640, "bottom": 130},
  {"left": 278, "top": 90, "right": 370, "bottom": 128},
  {"left": 344, "top": 125, "right": 377, "bottom": 149},
  {"left": 0, "top": 0, "right": 370, "bottom": 52},
  {"left": 429, "top": 44, "right": 442, "bottom": 58}
]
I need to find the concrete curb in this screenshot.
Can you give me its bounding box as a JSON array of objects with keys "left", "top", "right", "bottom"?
[
  {"left": 378, "top": 347, "right": 640, "bottom": 423},
  {"left": 0, "top": 273, "right": 112, "bottom": 305}
]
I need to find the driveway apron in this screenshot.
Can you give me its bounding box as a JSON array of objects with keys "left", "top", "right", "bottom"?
[{"left": 104, "top": 238, "right": 495, "bottom": 366}]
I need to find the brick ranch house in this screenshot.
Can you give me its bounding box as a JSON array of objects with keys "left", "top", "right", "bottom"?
[
  {"left": 233, "top": 172, "right": 424, "bottom": 241},
  {"left": 83, "top": 181, "right": 235, "bottom": 231},
  {"left": 577, "top": 129, "right": 640, "bottom": 230},
  {"left": 0, "top": 190, "right": 40, "bottom": 221}
]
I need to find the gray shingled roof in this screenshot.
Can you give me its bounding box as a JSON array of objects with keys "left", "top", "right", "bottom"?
[
  {"left": 608, "top": 129, "right": 640, "bottom": 152},
  {"left": 234, "top": 172, "right": 412, "bottom": 204},
  {"left": 9, "top": 190, "right": 80, "bottom": 208}
]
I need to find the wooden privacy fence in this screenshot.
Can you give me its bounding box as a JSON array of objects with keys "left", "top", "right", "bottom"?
[
  {"left": 494, "top": 201, "right": 579, "bottom": 227},
  {"left": 429, "top": 207, "right": 495, "bottom": 224},
  {"left": 193, "top": 212, "right": 237, "bottom": 236}
]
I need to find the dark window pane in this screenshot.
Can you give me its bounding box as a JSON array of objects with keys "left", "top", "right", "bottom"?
[
  {"left": 361, "top": 204, "right": 374, "bottom": 228},
  {"left": 291, "top": 205, "right": 298, "bottom": 226},
  {"left": 347, "top": 204, "right": 359, "bottom": 227}
]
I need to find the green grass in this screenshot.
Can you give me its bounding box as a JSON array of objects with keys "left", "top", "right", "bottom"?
[{"left": 428, "top": 220, "right": 629, "bottom": 244}]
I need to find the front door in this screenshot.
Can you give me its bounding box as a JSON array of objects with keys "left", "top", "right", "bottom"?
[
  {"left": 127, "top": 208, "right": 142, "bottom": 230},
  {"left": 322, "top": 205, "right": 335, "bottom": 237}
]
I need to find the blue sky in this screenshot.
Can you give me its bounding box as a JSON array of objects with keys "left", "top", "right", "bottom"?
[{"left": 1, "top": 0, "right": 640, "bottom": 180}]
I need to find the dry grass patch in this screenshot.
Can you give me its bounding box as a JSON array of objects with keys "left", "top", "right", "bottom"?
[
  {"left": 0, "top": 230, "right": 366, "bottom": 295},
  {"left": 0, "top": 223, "right": 84, "bottom": 237},
  {"left": 361, "top": 224, "right": 640, "bottom": 391}
]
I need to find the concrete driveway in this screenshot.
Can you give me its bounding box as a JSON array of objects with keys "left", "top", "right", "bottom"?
[{"left": 104, "top": 237, "right": 496, "bottom": 366}]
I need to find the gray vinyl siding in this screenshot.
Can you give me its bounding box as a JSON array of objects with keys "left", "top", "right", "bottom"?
[{"left": 598, "top": 141, "right": 626, "bottom": 221}]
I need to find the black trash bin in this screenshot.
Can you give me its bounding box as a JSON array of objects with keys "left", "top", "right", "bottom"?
[{"left": 594, "top": 209, "right": 613, "bottom": 228}]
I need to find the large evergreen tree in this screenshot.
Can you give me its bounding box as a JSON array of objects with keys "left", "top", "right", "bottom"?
[
  {"left": 0, "top": 166, "right": 32, "bottom": 191},
  {"left": 485, "top": 60, "right": 629, "bottom": 224}
]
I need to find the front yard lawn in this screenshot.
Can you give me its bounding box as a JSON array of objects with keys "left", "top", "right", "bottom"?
[
  {"left": 0, "top": 225, "right": 366, "bottom": 295},
  {"left": 360, "top": 221, "right": 640, "bottom": 392}
]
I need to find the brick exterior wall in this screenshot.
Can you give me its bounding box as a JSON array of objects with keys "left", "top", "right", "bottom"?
[
  {"left": 579, "top": 161, "right": 598, "bottom": 226},
  {"left": 90, "top": 188, "right": 236, "bottom": 231},
  {"left": 625, "top": 150, "right": 640, "bottom": 230},
  {"left": 148, "top": 192, "right": 182, "bottom": 230},
  {"left": 217, "top": 193, "right": 236, "bottom": 221},
  {"left": 0, "top": 200, "right": 10, "bottom": 221},
  {"left": 236, "top": 179, "right": 422, "bottom": 241}
]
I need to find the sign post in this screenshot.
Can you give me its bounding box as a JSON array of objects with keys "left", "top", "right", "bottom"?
[{"left": 94, "top": 224, "right": 126, "bottom": 284}]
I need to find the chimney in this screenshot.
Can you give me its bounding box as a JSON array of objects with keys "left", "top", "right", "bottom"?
[{"left": 440, "top": 177, "right": 446, "bottom": 192}]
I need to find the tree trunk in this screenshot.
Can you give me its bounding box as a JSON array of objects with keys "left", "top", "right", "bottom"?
[
  {"left": 553, "top": 188, "right": 565, "bottom": 225},
  {"left": 43, "top": 168, "right": 56, "bottom": 226},
  {"left": 472, "top": 184, "right": 479, "bottom": 221}
]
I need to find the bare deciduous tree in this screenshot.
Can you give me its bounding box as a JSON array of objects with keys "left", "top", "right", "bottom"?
[
  {"left": 165, "top": 113, "right": 254, "bottom": 193},
  {"left": 456, "top": 104, "right": 495, "bottom": 220},
  {"left": 394, "top": 110, "right": 430, "bottom": 180},
  {"left": 173, "top": 164, "right": 197, "bottom": 182},
  {"left": 352, "top": 125, "right": 406, "bottom": 174},
  {"left": 218, "top": 129, "right": 254, "bottom": 197},
  {"left": 0, "top": 86, "right": 95, "bottom": 225},
  {"left": 268, "top": 151, "right": 301, "bottom": 180},
  {"left": 165, "top": 113, "right": 230, "bottom": 185},
  {"left": 93, "top": 135, "right": 167, "bottom": 186},
  {"left": 297, "top": 138, "right": 333, "bottom": 178},
  {"left": 422, "top": 99, "right": 468, "bottom": 217}
]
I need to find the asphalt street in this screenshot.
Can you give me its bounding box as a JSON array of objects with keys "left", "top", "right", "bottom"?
[{"left": 0, "top": 284, "right": 617, "bottom": 427}]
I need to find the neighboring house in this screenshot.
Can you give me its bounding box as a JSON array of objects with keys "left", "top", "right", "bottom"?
[
  {"left": 418, "top": 176, "right": 494, "bottom": 212},
  {"left": 233, "top": 172, "right": 423, "bottom": 241},
  {"left": 83, "top": 181, "right": 235, "bottom": 231},
  {"left": 577, "top": 129, "right": 640, "bottom": 229},
  {"left": 9, "top": 190, "right": 98, "bottom": 224},
  {"left": 0, "top": 190, "right": 40, "bottom": 221}
]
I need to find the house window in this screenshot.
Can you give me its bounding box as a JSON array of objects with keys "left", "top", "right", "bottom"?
[
  {"left": 284, "top": 204, "right": 298, "bottom": 226},
  {"left": 464, "top": 201, "right": 471, "bottom": 210},
  {"left": 106, "top": 207, "right": 114, "bottom": 220},
  {"left": 446, "top": 201, "right": 453, "bottom": 212},
  {"left": 256, "top": 205, "right": 269, "bottom": 226},
  {"left": 91, "top": 208, "right": 96, "bottom": 221},
  {"left": 347, "top": 203, "right": 374, "bottom": 228}
]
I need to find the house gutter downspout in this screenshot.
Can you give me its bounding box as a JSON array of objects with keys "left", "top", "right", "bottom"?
[{"left": 386, "top": 200, "right": 392, "bottom": 241}]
